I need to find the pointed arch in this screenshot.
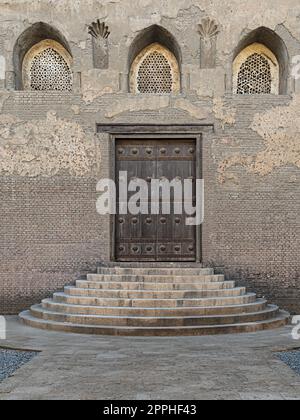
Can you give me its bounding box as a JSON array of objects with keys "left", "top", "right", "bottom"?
[
  {"left": 233, "top": 43, "right": 279, "bottom": 95},
  {"left": 233, "top": 27, "right": 289, "bottom": 95},
  {"left": 128, "top": 25, "right": 182, "bottom": 94},
  {"left": 13, "top": 22, "right": 72, "bottom": 90},
  {"left": 22, "top": 39, "right": 72, "bottom": 91},
  {"left": 130, "top": 43, "right": 180, "bottom": 94}
]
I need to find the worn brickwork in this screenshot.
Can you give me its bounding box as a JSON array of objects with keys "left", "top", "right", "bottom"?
[{"left": 0, "top": 0, "right": 299, "bottom": 314}]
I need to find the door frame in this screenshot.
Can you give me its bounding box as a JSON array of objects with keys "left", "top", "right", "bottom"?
[{"left": 96, "top": 124, "right": 213, "bottom": 263}]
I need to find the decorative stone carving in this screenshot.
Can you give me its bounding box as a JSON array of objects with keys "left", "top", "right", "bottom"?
[
  {"left": 198, "top": 18, "right": 219, "bottom": 69},
  {"left": 88, "top": 20, "right": 110, "bottom": 39},
  {"left": 130, "top": 43, "right": 180, "bottom": 94},
  {"left": 22, "top": 40, "right": 73, "bottom": 91},
  {"left": 233, "top": 43, "right": 279, "bottom": 95},
  {"left": 88, "top": 20, "right": 110, "bottom": 69},
  {"left": 198, "top": 18, "right": 219, "bottom": 39}
]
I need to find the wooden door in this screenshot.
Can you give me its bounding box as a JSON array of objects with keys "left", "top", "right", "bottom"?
[{"left": 115, "top": 139, "right": 197, "bottom": 262}]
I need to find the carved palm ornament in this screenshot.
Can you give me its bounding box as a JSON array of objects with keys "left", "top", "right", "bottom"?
[
  {"left": 198, "top": 17, "right": 219, "bottom": 68},
  {"left": 198, "top": 17, "right": 219, "bottom": 40},
  {"left": 88, "top": 19, "right": 110, "bottom": 69},
  {"left": 88, "top": 20, "right": 110, "bottom": 40}
]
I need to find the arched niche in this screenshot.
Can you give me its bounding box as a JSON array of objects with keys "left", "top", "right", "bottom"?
[
  {"left": 233, "top": 43, "right": 279, "bottom": 95},
  {"left": 233, "top": 27, "right": 289, "bottom": 95},
  {"left": 128, "top": 25, "right": 182, "bottom": 93},
  {"left": 13, "top": 22, "right": 72, "bottom": 90}
]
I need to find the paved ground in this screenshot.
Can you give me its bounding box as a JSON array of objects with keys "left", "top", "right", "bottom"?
[{"left": 0, "top": 316, "right": 300, "bottom": 400}]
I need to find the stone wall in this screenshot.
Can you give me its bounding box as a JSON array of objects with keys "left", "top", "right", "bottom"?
[{"left": 0, "top": 0, "right": 299, "bottom": 314}]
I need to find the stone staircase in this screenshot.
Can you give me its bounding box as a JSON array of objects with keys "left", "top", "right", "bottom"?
[{"left": 19, "top": 265, "right": 290, "bottom": 336}]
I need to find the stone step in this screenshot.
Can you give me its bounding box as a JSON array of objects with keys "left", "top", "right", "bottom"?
[
  {"left": 30, "top": 304, "right": 280, "bottom": 327},
  {"left": 76, "top": 280, "right": 235, "bottom": 291},
  {"left": 97, "top": 268, "right": 214, "bottom": 276},
  {"left": 18, "top": 262, "right": 290, "bottom": 337},
  {"left": 100, "top": 263, "right": 205, "bottom": 268},
  {"left": 88, "top": 274, "right": 225, "bottom": 283},
  {"left": 19, "top": 310, "right": 290, "bottom": 336},
  {"left": 53, "top": 292, "right": 257, "bottom": 308},
  {"left": 64, "top": 286, "right": 246, "bottom": 300},
  {"left": 42, "top": 298, "right": 268, "bottom": 317}
]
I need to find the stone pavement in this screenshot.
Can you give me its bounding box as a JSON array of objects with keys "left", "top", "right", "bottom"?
[{"left": 0, "top": 316, "right": 300, "bottom": 400}]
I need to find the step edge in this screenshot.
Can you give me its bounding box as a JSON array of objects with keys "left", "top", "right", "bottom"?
[
  {"left": 30, "top": 304, "right": 280, "bottom": 320},
  {"left": 53, "top": 289, "right": 252, "bottom": 301},
  {"left": 19, "top": 310, "right": 290, "bottom": 331},
  {"left": 42, "top": 297, "right": 267, "bottom": 311},
  {"left": 66, "top": 286, "right": 243, "bottom": 294}
]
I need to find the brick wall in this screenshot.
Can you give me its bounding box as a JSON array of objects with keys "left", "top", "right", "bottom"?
[
  {"left": 0, "top": 0, "right": 299, "bottom": 314},
  {"left": 0, "top": 177, "right": 110, "bottom": 313}
]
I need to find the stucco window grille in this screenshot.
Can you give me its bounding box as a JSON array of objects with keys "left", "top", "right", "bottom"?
[
  {"left": 237, "top": 53, "right": 271, "bottom": 94},
  {"left": 23, "top": 39, "right": 73, "bottom": 91},
  {"left": 233, "top": 43, "right": 279, "bottom": 95},
  {"left": 130, "top": 43, "right": 180, "bottom": 94}
]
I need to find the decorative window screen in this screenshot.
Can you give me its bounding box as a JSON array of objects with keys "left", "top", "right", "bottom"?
[
  {"left": 130, "top": 43, "right": 180, "bottom": 94},
  {"left": 233, "top": 43, "right": 279, "bottom": 95},
  {"left": 237, "top": 53, "right": 271, "bottom": 94},
  {"left": 23, "top": 39, "right": 73, "bottom": 91}
]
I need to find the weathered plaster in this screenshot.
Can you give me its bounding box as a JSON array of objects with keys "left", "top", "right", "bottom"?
[
  {"left": 190, "top": 67, "right": 225, "bottom": 98},
  {"left": 81, "top": 69, "right": 120, "bottom": 103},
  {"left": 71, "top": 105, "right": 80, "bottom": 115},
  {"left": 3, "top": 0, "right": 300, "bottom": 67},
  {"left": 0, "top": 91, "right": 10, "bottom": 111},
  {"left": 104, "top": 95, "right": 170, "bottom": 119},
  {"left": 174, "top": 98, "right": 209, "bottom": 120},
  {"left": 104, "top": 95, "right": 209, "bottom": 120},
  {"left": 212, "top": 97, "right": 236, "bottom": 129},
  {"left": 0, "top": 55, "right": 5, "bottom": 80},
  {"left": 0, "top": 111, "right": 100, "bottom": 177},
  {"left": 218, "top": 95, "right": 300, "bottom": 183}
]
